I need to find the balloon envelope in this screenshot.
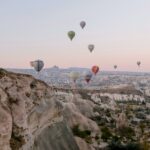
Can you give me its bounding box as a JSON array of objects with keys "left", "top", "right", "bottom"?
[
  {"left": 137, "top": 61, "right": 141, "bottom": 67},
  {"left": 92, "top": 66, "right": 99, "bottom": 75},
  {"left": 68, "top": 31, "right": 75, "bottom": 41},
  {"left": 69, "top": 72, "right": 80, "bottom": 83},
  {"left": 30, "top": 60, "right": 44, "bottom": 72},
  {"left": 80, "top": 21, "right": 86, "bottom": 29},
  {"left": 84, "top": 71, "right": 93, "bottom": 83},
  {"left": 88, "top": 44, "right": 94, "bottom": 52},
  {"left": 114, "top": 65, "right": 117, "bottom": 69}
]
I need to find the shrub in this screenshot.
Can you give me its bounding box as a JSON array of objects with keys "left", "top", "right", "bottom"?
[
  {"left": 10, "top": 132, "right": 25, "bottom": 150},
  {"left": 105, "top": 109, "right": 111, "bottom": 117},
  {"left": 118, "top": 126, "right": 135, "bottom": 139},
  {"left": 101, "top": 126, "right": 112, "bottom": 142},
  {"left": 72, "top": 125, "right": 91, "bottom": 139},
  {"left": 0, "top": 68, "right": 7, "bottom": 78},
  {"left": 108, "top": 141, "right": 141, "bottom": 150},
  {"left": 90, "top": 116, "right": 103, "bottom": 126}
]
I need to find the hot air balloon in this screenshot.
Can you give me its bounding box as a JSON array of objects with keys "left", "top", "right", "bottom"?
[
  {"left": 80, "top": 21, "right": 86, "bottom": 29},
  {"left": 114, "top": 65, "right": 117, "bottom": 69},
  {"left": 30, "top": 60, "right": 44, "bottom": 72},
  {"left": 88, "top": 44, "right": 94, "bottom": 53},
  {"left": 84, "top": 71, "right": 93, "bottom": 83},
  {"left": 69, "top": 72, "right": 80, "bottom": 83},
  {"left": 92, "top": 66, "right": 99, "bottom": 75},
  {"left": 137, "top": 61, "right": 141, "bottom": 67},
  {"left": 68, "top": 31, "right": 75, "bottom": 41}
]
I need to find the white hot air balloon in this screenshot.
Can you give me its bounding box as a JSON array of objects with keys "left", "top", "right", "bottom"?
[
  {"left": 80, "top": 21, "right": 86, "bottom": 29},
  {"left": 69, "top": 71, "right": 80, "bottom": 83},
  {"left": 88, "top": 44, "right": 94, "bottom": 53},
  {"left": 30, "top": 60, "right": 44, "bottom": 72}
]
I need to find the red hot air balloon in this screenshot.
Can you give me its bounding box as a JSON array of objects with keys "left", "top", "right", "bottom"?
[{"left": 92, "top": 66, "right": 99, "bottom": 75}]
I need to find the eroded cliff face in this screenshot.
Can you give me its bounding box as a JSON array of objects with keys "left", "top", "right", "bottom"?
[{"left": 0, "top": 69, "right": 79, "bottom": 150}]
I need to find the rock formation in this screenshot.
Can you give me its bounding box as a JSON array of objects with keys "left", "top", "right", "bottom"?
[{"left": 0, "top": 69, "right": 79, "bottom": 150}]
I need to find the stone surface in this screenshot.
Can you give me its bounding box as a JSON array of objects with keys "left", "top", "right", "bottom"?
[
  {"left": 33, "top": 121, "right": 79, "bottom": 150},
  {"left": 0, "top": 69, "right": 79, "bottom": 150}
]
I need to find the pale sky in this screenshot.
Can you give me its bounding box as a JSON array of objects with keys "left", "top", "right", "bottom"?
[{"left": 0, "top": 0, "right": 150, "bottom": 71}]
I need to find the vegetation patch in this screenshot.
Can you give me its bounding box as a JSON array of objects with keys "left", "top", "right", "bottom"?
[
  {"left": 72, "top": 125, "right": 92, "bottom": 143},
  {"left": 101, "top": 126, "right": 112, "bottom": 142},
  {"left": 10, "top": 132, "right": 25, "bottom": 150},
  {"left": 108, "top": 141, "right": 141, "bottom": 150},
  {"left": 78, "top": 90, "right": 91, "bottom": 100},
  {"left": 117, "top": 126, "right": 135, "bottom": 140},
  {"left": 0, "top": 68, "right": 7, "bottom": 78}
]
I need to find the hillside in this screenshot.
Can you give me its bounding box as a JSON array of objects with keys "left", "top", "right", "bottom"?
[{"left": 0, "top": 69, "right": 150, "bottom": 150}]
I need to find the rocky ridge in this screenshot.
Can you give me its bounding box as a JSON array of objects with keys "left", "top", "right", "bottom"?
[{"left": 0, "top": 69, "right": 79, "bottom": 150}]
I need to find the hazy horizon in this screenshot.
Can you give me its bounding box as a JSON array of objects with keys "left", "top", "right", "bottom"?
[
  {"left": 6, "top": 67, "right": 150, "bottom": 74},
  {"left": 0, "top": 0, "right": 150, "bottom": 72}
]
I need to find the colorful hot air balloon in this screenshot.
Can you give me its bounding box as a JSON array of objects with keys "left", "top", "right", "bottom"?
[
  {"left": 30, "top": 60, "right": 44, "bottom": 72},
  {"left": 69, "top": 71, "right": 80, "bottom": 83},
  {"left": 68, "top": 31, "right": 75, "bottom": 41},
  {"left": 137, "top": 61, "right": 141, "bottom": 67},
  {"left": 114, "top": 65, "right": 117, "bottom": 69},
  {"left": 88, "top": 44, "right": 94, "bottom": 53},
  {"left": 80, "top": 21, "right": 86, "bottom": 29},
  {"left": 92, "top": 66, "right": 99, "bottom": 75},
  {"left": 84, "top": 71, "right": 93, "bottom": 83}
]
